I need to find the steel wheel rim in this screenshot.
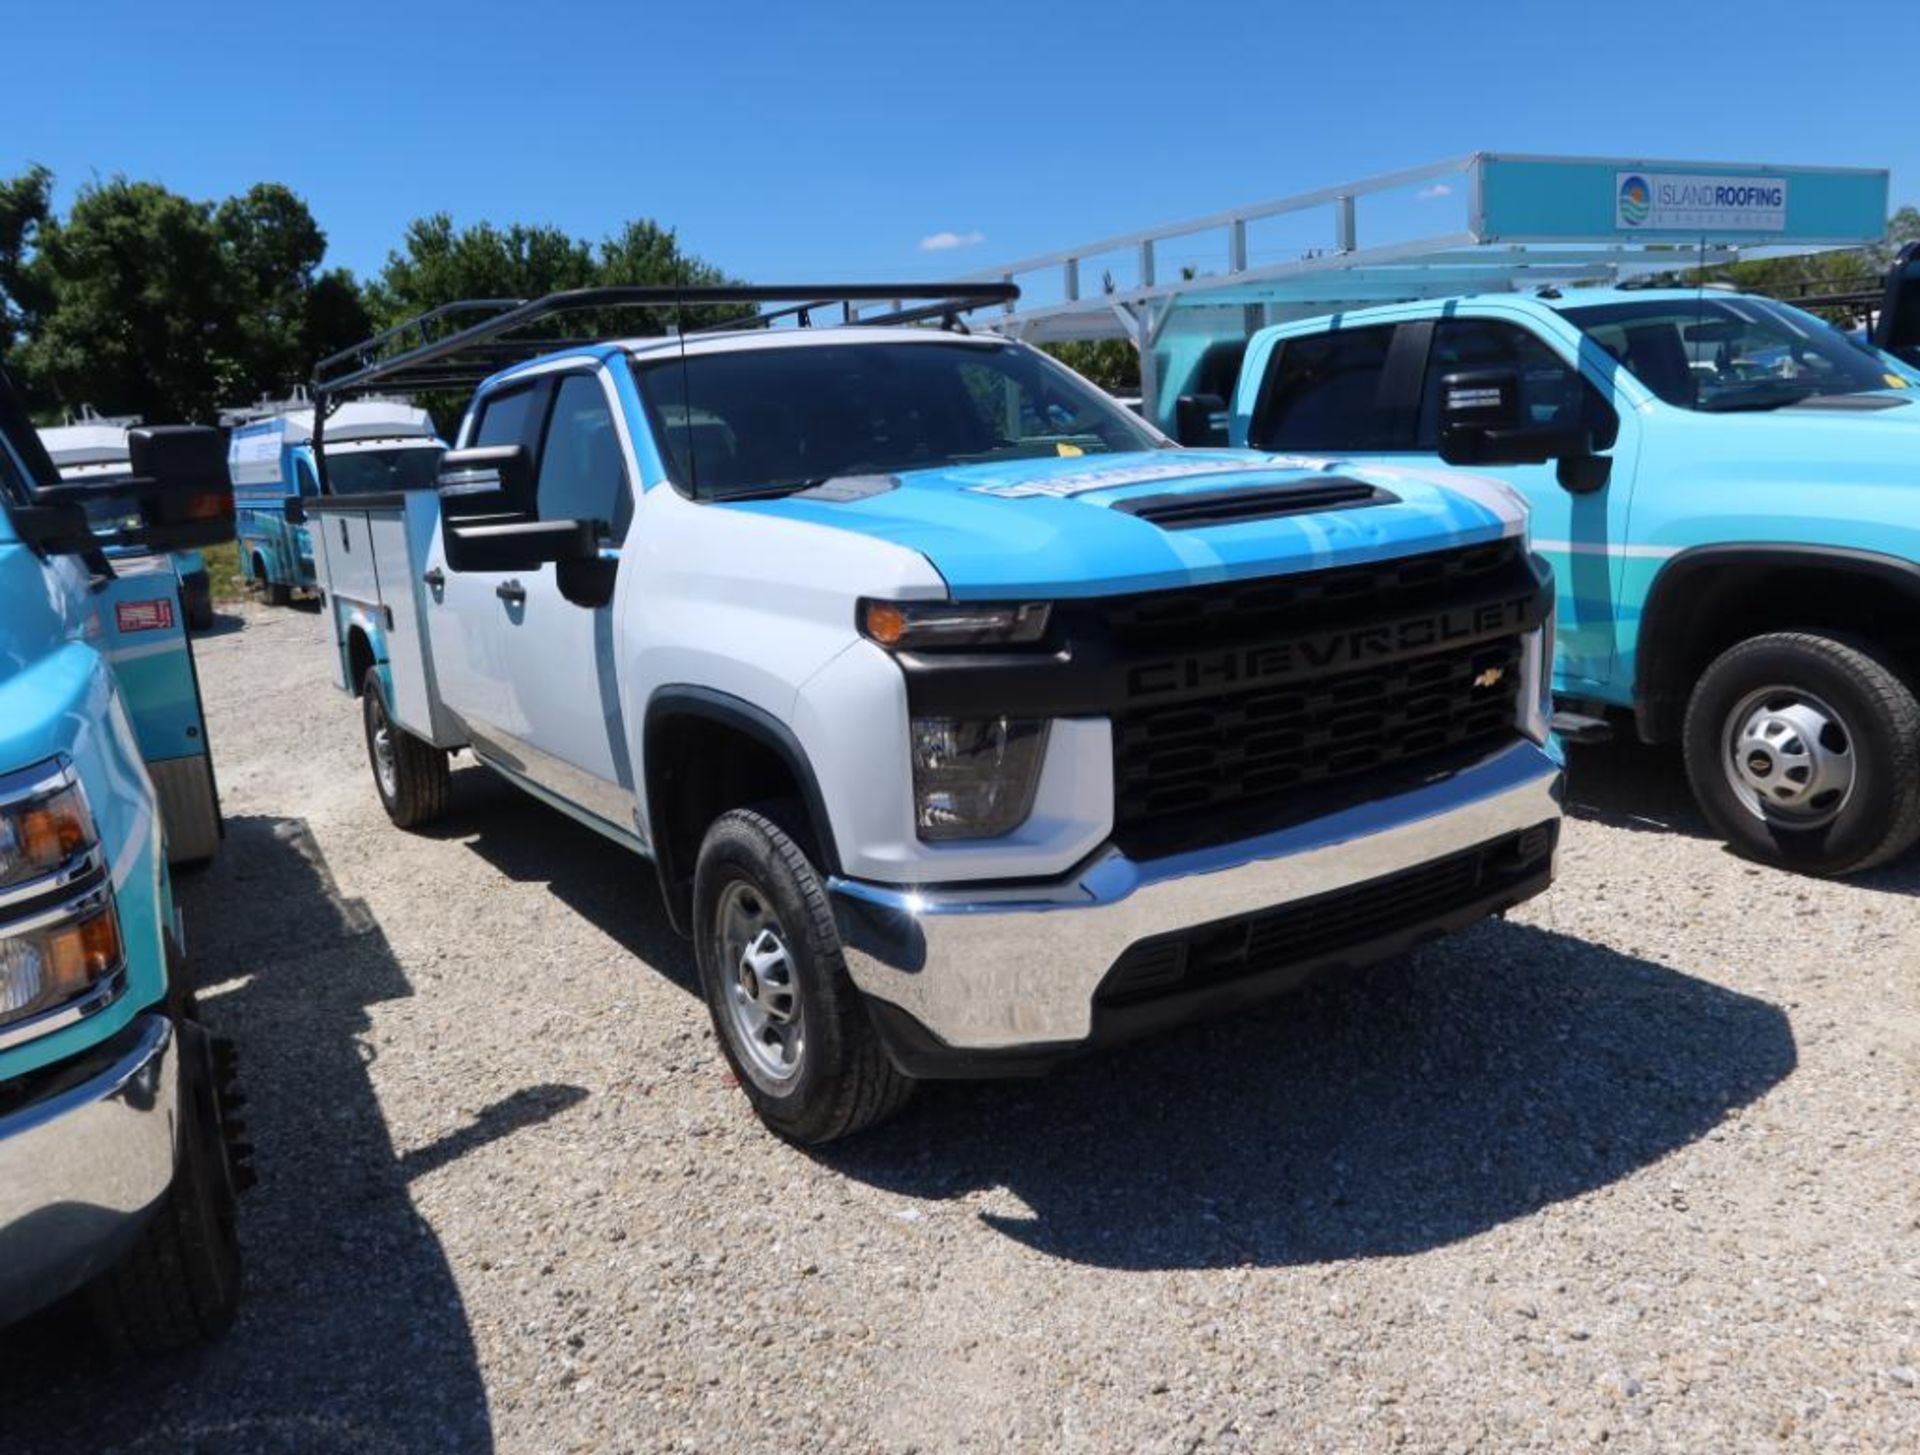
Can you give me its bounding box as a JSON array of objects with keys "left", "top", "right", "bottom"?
[
  {"left": 1722, "top": 684, "right": 1856, "bottom": 826},
  {"left": 714, "top": 880, "right": 805, "bottom": 1086},
  {"left": 369, "top": 694, "right": 398, "bottom": 800}
]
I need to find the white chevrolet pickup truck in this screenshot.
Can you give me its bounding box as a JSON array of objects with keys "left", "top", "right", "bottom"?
[{"left": 306, "top": 284, "right": 1565, "bottom": 1143}]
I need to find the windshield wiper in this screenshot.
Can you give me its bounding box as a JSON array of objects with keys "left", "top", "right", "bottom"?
[
  {"left": 1695, "top": 383, "right": 1820, "bottom": 413},
  {"left": 704, "top": 478, "right": 825, "bottom": 501}
]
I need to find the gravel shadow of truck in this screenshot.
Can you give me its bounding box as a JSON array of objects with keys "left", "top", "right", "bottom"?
[
  {"left": 414, "top": 765, "right": 1797, "bottom": 1273},
  {"left": 819, "top": 919, "right": 1797, "bottom": 1271},
  {"left": 1566, "top": 739, "right": 1920, "bottom": 893},
  {"left": 0, "top": 815, "right": 584, "bottom": 1454}
]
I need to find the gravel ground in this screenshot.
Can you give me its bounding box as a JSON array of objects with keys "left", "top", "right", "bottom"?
[{"left": 3, "top": 599, "right": 1918, "bottom": 1453}]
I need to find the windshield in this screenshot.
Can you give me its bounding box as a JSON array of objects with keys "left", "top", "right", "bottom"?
[
  {"left": 632, "top": 339, "right": 1164, "bottom": 500},
  {"left": 324, "top": 445, "right": 445, "bottom": 495},
  {"left": 1561, "top": 296, "right": 1903, "bottom": 412}
]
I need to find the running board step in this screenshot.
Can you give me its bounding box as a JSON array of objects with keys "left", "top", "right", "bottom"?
[{"left": 1550, "top": 709, "right": 1613, "bottom": 745}]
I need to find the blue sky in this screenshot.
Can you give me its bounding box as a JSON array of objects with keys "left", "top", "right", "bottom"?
[{"left": 4, "top": 0, "right": 1916, "bottom": 289}]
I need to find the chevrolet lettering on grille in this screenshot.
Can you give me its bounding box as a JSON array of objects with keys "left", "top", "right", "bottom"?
[{"left": 1124, "top": 594, "right": 1538, "bottom": 701}]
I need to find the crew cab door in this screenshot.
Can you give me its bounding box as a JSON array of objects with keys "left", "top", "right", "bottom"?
[
  {"left": 424, "top": 382, "right": 543, "bottom": 745},
  {"left": 1245, "top": 315, "right": 1639, "bottom": 692},
  {"left": 496, "top": 370, "right": 636, "bottom": 825},
  {"left": 435, "top": 368, "right": 637, "bottom": 830}
]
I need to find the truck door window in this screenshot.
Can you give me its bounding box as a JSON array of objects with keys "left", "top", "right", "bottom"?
[
  {"left": 536, "top": 374, "right": 631, "bottom": 539},
  {"left": 472, "top": 384, "right": 544, "bottom": 450},
  {"left": 295, "top": 459, "right": 319, "bottom": 497},
  {"left": 1415, "top": 320, "right": 1607, "bottom": 448},
  {"left": 1249, "top": 325, "right": 1406, "bottom": 452}
]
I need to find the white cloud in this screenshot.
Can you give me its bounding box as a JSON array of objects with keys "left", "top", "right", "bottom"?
[
  {"left": 1416, "top": 184, "right": 1453, "bottom": 201},
  {"left": 920, "top": 229, "right": 986, "bottom": 252}
]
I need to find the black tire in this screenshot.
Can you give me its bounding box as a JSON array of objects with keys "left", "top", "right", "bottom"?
[
  {"left": 362, "top": 667, "right": 449, "bottom": 828},
  {"left": 262, "top": 576, "right": 291, "bottom": 608},
  {"left": 186, "top": 590, "right": 215, "bottom": 633},
  {"left": 1683, "top": 631, "right": 1920, "bottom": 875},
  {"left": 85, "top": 1020, "right": 242, "bottom": 1355},
  {"left": 693, "top": 807, "right": 913, "bottom": 1144}
]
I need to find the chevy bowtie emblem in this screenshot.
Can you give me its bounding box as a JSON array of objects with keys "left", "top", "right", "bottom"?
[{"left": 1473, "top": 666, "right": 1507, "bottom": 690}]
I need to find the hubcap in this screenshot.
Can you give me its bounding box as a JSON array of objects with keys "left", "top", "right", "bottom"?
[
  {"left": 369, "top": 697, "right": 398, "bottom": 799},
  {"left": 1723, "top": 686, "right": 1855, "bottom": 826},
  {"left": 714, "top": 881, "right": 804, "bottom": 1085}
]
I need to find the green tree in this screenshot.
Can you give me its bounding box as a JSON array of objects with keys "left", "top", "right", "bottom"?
[
  {"left": 1041, "top": 339, "right": 1140, "bottom": 394},
  {"left": 6, "top": 171, "right": 366, "bottom": 421},
  {"left": 0, "top": 164, "right": 52, "bottom": 359},
  {"left": 368, "top": 212, "right": 739, "bottom": 335},
  {"left": 363, "top": 213, "right": 744, "bottom": 428},
  {"left": 19, "top": 178, "right": 234, "bottom": 421}
]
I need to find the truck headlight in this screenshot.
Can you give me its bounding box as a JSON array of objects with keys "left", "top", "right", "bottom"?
[
  {"left": 0, "top": 889, "right": 125, "bottom": 1030},
  {"left": 911, "top": 717, "right": 1049, "bottom": 840},
  {"left": 0, "top": 769, "right": 96, "bottom": 893},
  {"left": 861, "top": 599, "right": 1051, "bottom": 651}
]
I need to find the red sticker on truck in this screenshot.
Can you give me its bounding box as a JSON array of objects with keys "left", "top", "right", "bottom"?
[{"left": 115, "top": 598, "right": 175, "bottom": 633}]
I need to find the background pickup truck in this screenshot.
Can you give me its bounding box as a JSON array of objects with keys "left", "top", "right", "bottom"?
[
  {"left": 0, "top": 370, "right": 249, "bottom": 1353},
  {"left": 1210, "top": 284, "right": 1920, "bottom": 875},
  {"left": 307, "top": 283, "right": 1565, "bottom": 1144},
  {"left": 224, "top": 393, "right": 444, "bottom": 606}
]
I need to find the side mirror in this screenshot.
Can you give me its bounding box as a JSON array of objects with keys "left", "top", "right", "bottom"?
[
  {"left": 444, "top": 518, "right": 596, "bottom": 574},
  {"left": 1436, "top": 369, "right": 1598, "bottom": 476},
  {"left": 126, "top": 427, "right": 235, "bottom": 548},
  {"left": 285, "top": 495, "right": 306, "bottom": 525},
  {"left": 31, "top": 425, "right": 235, "bottom": 556},
  {"left": 11, "top": 499, "right": 95, "bottom": 555},
  {"left": 1175, "top": 393, "right": 1230, "bottom": 448},
  {"left": 438, "top": 444, "right": 534, "bottom": 526}
]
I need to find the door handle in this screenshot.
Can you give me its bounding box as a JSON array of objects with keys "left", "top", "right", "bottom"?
[
  {"left": 423, "top": 567, "right": 444, "bottom": 591},
  {"left": 495, "top": 580, "right": 526, "bottom": 606}
]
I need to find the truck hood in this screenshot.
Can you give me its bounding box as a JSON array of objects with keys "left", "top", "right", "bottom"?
[
  {"left": 1686, "top": 393, "right": 1920, "bottom": 471},
  {"left": 727, "top": 450, "right": 1522, "bottom": 599}
]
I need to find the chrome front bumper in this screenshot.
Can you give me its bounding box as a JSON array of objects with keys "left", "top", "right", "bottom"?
[
  {"left": 0, "top": 1015, "right": 179, "bottom": 1325},
  {"left": 830, "top": 740, "right": 1562, "bottom": 1059}
]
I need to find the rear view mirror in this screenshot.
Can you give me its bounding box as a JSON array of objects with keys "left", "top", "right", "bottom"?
[
  {"left": 1175, "top": 393, "right": 1229, "bottom": 448},
  {"left": 285, "top": 496, "right": 306, "bottom": 525}
]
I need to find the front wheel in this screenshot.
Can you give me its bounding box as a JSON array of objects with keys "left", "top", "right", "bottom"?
[
  {"left": 694, "top": 808, "right": 913, "bottom": 1144},
  {"left": 1683, "top": 632, "right": 1920, "bottom": 875},
  {"left": 362, "top": 667, "right": 449, "bottom": 828}
]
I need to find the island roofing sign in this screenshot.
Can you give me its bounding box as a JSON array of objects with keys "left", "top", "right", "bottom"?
[
  {"left": 1471, "top": 156, "right": 1886, "bottom": 245},
  {"left": 1615, "top": 171, "right": 1786, "bottom": 232}
]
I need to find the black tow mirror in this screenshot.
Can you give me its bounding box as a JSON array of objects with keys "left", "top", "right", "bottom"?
[
  {"left": 1175, "top": 393, "right": 1230, "bottom": 447},
  {"left": 285, "top": 495, "right": 306, "bottom": 525},
  {"left": 1436, "top": 369, "right": 1608, "bottom": 491},
  {"left": 444, "top": 518, "right": 597, "bottom": 574},
  {"left": 438, "top": 444, "right": 534, "bottom": 526},
  {"left": 11, "top": 499, "right": 95, "bottom": 555},
  {"left": 31, "top": 425, "right": 235, "bottom": 556}
]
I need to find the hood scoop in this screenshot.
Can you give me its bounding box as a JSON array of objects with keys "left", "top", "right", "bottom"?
[{"left": 1112, "top": 476, "right": 1395, "bottom": 531}]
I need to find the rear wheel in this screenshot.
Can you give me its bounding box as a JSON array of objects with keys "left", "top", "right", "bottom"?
[
  {"left": 85, "top": 1021, "right": 242, "bottom": 1355},
  {"left": 362, "top": 667, "right": 449, "bottom": 828},
  {"left": 253, "top": 553, "right": 290, "bottom": 607},
  {"left": 185, "top": 586, "right": 215, "bottom": 633},
  {"left": 694, "top": 807, "right": 912, "bottom": 1144},
  {"left": 1683, "top": 631, "right": 1920, "bottom": 875}
]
